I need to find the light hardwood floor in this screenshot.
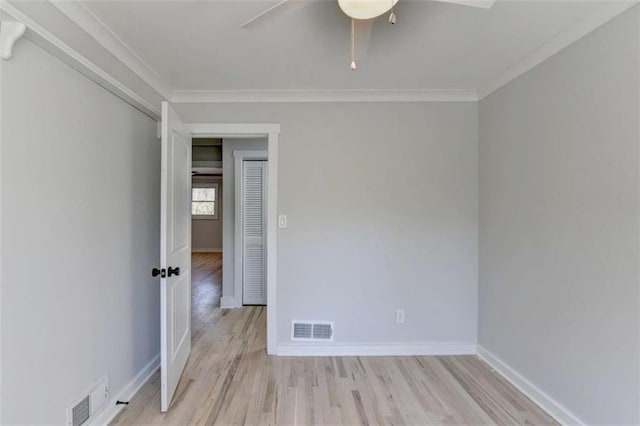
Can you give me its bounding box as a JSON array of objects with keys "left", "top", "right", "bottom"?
[{"left": 111, "top": 253, "right": 556, "bottom": 425}]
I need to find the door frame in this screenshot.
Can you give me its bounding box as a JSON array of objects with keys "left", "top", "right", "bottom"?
[
  {"left": 186, "top": 123, "right": 279, "bottom": 355},
  {"left": 234, "top": 151, "right": 268, "bottom": 307}
]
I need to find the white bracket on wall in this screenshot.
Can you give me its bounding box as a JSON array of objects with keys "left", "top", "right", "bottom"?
[{"left": 0, "top": 21, "right": 26, "bottom": 60}]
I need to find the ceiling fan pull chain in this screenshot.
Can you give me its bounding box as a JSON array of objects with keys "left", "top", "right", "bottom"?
[
  {"left": 350, "top": 18, "right": 357, "bottom": 70},
  {"left": 389, "top": 0, "right": 397, "bottom": 24}
]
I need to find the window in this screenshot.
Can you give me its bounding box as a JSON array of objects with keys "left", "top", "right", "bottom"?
[{"left": 192, "top": 183, "right": 219, "bottom": 220}]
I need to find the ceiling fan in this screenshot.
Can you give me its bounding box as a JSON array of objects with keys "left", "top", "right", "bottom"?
[{"left": 241, "top": 0, "right": 496, "bottom": 70}]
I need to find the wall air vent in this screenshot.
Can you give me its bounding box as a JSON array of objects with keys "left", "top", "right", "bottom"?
[
  {"left": 67, "top": 376, "right": 110, "bottom": 426},
  {"left": 71, "top": 396, "right": 90, "bottom": 426},
  {"left": 291, "top": 321, "right": 334, "bottom": 342}
]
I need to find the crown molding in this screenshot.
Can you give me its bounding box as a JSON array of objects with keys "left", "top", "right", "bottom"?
[
  {"left": 171, "top": 89, "right": 479, "bottom": 103},
  {"left": 0, "top": 1, "right": 160, "bottom": 119},
  {"left": 48, "top": 0, "right": 172, "bottom": 100},
  {"left": 478, "top": 0, "right": 638, "bottom": 100},
  {"left": 4, "top": 0, "right": 636, "bottom": 107}
]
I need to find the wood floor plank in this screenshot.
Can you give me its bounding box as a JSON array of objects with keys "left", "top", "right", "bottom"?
[{"left": 111, "top": 253, "right": 557, "bottom": 426}]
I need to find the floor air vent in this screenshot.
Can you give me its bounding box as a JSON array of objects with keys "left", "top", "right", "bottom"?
[{"left": 291, "top": 321, "right": 334, "bottom": 342}]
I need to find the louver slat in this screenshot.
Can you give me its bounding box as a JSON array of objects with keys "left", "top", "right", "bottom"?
[
  {"left": 242, "top": 161, "right": 267, "bottom": 305},
  {"left": 291, "top": 321, "right": 334, "bottom": 341}
]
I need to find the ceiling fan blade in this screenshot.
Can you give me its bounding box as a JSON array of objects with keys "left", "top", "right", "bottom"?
[
  {"left": 241, "top": 0, "right": 314, "bottom": 30},
  {"left": 355, "top": 19, "right": 374, "bottom": 61},
  {"left": 432, "top": 0, "right": 496, "bottom": 9}
]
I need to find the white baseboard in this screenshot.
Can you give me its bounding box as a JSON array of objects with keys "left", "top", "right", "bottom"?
[
  {"left": 89, "top": 353, "right": 160, "bottom": 426},
  {"left": 277, "top": 342, "right": 476, "bottom": 357},
  {"left": 220, "top": 296, "right": 238, "bottom": 309},
  {"left": 476, "top": 345, "right": 583, "bottom": 425},
  {"left": 192, "top": 248, "right": 222, "bottom": 253}
]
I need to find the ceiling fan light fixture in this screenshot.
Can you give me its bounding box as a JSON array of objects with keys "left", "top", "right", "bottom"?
[{"left": 338, "top": 0, "right": 399, "bottom": 20}]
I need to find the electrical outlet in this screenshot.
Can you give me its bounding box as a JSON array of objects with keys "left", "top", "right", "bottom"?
[
  {"left": 395, "top": 309, "right": 405, "bottom": 324},
  {"left": 278, "top": 214, "right": 287, "bottom": 228}
]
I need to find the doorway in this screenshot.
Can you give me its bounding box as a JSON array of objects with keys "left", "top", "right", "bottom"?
[
  {"left": 159, "top": 103, "right": 279, "bottom": 412},
  {"left": 187, "top": 124, "right": 279, "bottom": 360},
  {"left": 190, "top": 140, "right": 268, "bottom": 308},
  {"left": 191, "top": 138, "right": 224, "bottom": 317}
]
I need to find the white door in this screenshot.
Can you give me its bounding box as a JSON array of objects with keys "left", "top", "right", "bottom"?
[
  {"left": 160, "top": 102, "right": 191, "bottom": 411},
  {"left": 242, "top": 160, "right": 267, "bottom": 305}
]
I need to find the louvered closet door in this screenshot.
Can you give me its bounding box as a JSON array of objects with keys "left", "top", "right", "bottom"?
[{"left": 242, "top": 160, "right": 267, "bottom": 305}]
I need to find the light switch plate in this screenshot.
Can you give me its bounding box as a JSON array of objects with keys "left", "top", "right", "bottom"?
[{"left": 278, "top": 214, "right": 287, "bottom": 228}]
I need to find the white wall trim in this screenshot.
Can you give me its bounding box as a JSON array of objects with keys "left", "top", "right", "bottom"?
[
  {"left": 48, "top": 0, "right": 172, "bottom": 100},
  {"left": 476, "top": 345, "right": 584, "bottom": 425},
  {"left": 186, "top": 123, "right": 279, "bottom": 355},
  {"left": 0, "top": 21, "right": 26, "bottom": 60},
  {"left": 172, "top": 89, "right": 478, "bottom": 104},
  {"left": 187, "top": 123, "right": 280, "bottom": 138},
  {"left": 88, "top": 354, "right": 160, "bottom": 426},
  {"left": 0, "top": 30, "right": 4, "bottom": 422},
  {"left": 234, "top": 150, "right": 268, "bottom": 309},
  {"left": 220, "top": 296, "right": 236, "bottom": 309},
  {"left": 277, "top": 343, "right": 477, "bottom": 357},
  {"left": 233, "top": 150, "right": 269, "bottom": 159},
  {"left": 0, "top": 1, "right": 160, "bottom": 119},
  {"left": 6, "top": 0, "right": 635, "bottom": 108},
  {"left": 478, "top": 1, "right": 638, "bottom": 100},
  {"left": 191, "top": 248, "right": 222, "bottom": 253},
  {"left": 637, "top": 7, "right": 640, "bottom": 424}
]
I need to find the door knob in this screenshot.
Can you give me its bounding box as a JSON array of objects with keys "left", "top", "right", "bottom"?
[
  {"left": 168, "top": 266, "right": 180, "bottom": 277},
  {"left": 152, "top": 268, "right": 166, "bottom": 278}
]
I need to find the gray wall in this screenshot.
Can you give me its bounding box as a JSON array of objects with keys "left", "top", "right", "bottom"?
[
  {"left": 478, "top": 6, "right": 640, "bottom": 425},
  {"left": 192, "top": 176, "right": 223, "bottom": 251},
  {"left": 175, "top": 102, "right": 479, "bottom": 346},
  {"left": 1, "top": 39, "right": 160, "bottom": 424},
  {"left": 221, "top": 138, "right": 268, "bottom": 304}
]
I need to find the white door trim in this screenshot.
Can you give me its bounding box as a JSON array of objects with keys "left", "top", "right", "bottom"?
[
  {"left": 234, "top": 151, "right": 268, "bottom": 307},
  {"left": 186, "top": 123, "right": 279, "bottom": 355},
  {"left": 0, "top": 43, "right": 4, "bottom": 423}
]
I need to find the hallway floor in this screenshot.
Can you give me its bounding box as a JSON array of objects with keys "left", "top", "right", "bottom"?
[
  {"left": 191, "top": 252, "right": 223, "bottom": 316},
  {"left": 110, "top": 253, "right": 556, "bottom": 425}
]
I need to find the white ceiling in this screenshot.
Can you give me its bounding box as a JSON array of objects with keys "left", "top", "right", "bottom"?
[{"left": 78, "top": 0, "right": 623, "bottom": 93}]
